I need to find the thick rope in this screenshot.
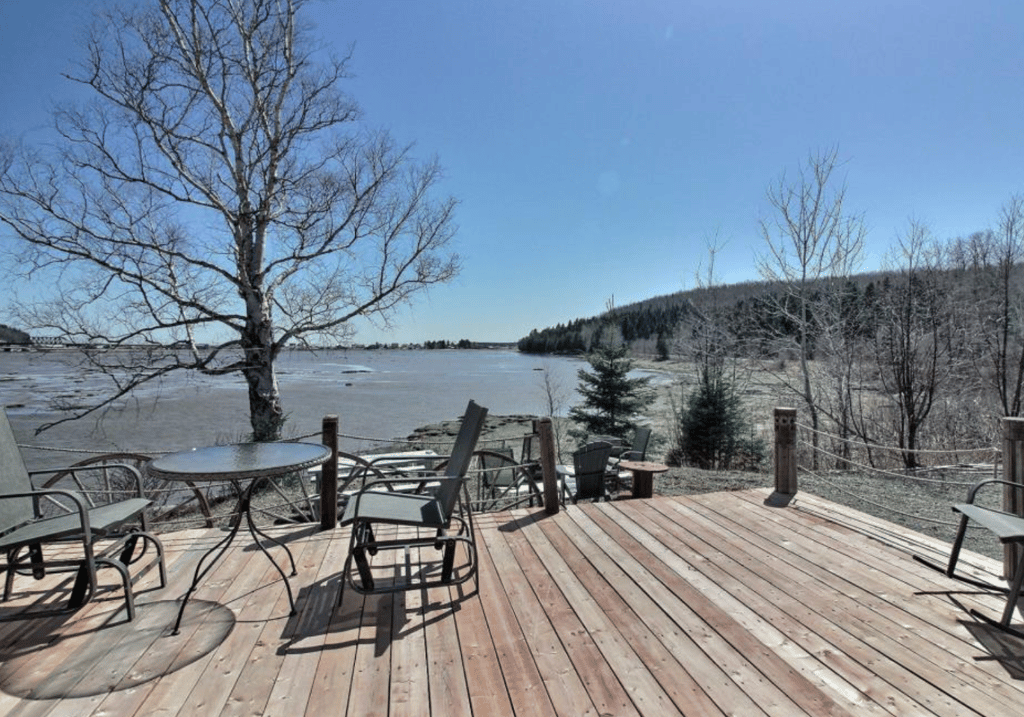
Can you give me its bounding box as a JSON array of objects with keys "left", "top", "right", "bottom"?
[
  {"left": 797, "top": 466, "right": 977, "bottom": 529},
  {"left": 797, "top": 439, "right": 982, "bottom": 488}
]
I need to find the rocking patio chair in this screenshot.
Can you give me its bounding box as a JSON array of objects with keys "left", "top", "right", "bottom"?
[
  {"left": 0, "top": 410, "right": 166, "bottom": 621},
  {"left": 337, "top": 400, "right": 488, "bottom": 599},
  {"left": 915, "top": 477, "right": 1024, "bottom": 637}
]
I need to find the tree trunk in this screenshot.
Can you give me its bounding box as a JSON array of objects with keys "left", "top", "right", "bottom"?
[
  {"left": 241, "top": 290, "right": 284, "bottom": 442},
  {"left": 244, "top": 353, "right": 284, "bottom": 442}
]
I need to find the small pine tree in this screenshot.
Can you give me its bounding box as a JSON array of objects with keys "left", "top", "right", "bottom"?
[
  {"left": 655, "top": 331, "right": 670, "bottom": 361},
  {"left": 669, "top": 367, "right": 764, "bottom": 470},
  {"left": 568, "top": 344, "right": 653, "bottom": 442}
]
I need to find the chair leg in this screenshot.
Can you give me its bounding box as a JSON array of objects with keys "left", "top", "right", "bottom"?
[
  {"left": 68, "top": 562, "right": 93, "bottom": 610},
  {"left": 1001, "top": 549, "right": 1024, "bottom": 629},
  {"left": 28, "top": 543, "right": 45, "bottom": 579},
  {"left": 946, "top": 514, "right": 971, "bottom": 577},
  {"left": 441, "top": 539, "right": 457, "bottom": 583},
  {"left": 352, "top": 522, "right": 375, "bottom": 591},
  {"left": 119, "top": 534, "right": 140, "bottom": 566}
]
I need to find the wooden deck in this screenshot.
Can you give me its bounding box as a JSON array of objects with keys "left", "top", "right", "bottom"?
[{"left": 2, "top": 488, "right": 1024, "bottom": 716}]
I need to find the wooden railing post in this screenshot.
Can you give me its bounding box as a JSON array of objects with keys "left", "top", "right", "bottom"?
[
  {"left": 774, "top": 407, "right": 798, "bottom": 495},
  {"left": 538, "top": 417, "right": 559, "bottom": 515},
  {"left": 320, "top": 415, "right": 339, "bottom": 531},
  {"left": 1003, "top": 417, "right": 1024, "bottom": 578}
]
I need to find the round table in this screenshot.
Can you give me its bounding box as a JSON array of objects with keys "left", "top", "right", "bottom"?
[
  {"left": 617, "top": 459, "right": 669, "bottom": 499},
  {"left": 149, "top": 442, "right": 331, "bottom": 634}
]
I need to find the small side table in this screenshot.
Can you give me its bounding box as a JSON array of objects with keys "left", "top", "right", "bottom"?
[{"left": 617, "top": 460, "right": 669, "bottom": 499}]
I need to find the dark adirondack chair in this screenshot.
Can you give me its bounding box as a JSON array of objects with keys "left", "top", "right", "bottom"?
[
  {"left": 0, "top": 410, "right": 166, "bottom": 621},
  {"left": 337, "top": 400, "right": 488, "bottom": 599},
  {"left": 558, "top": 441, "right": 614, "bottom": 503}
]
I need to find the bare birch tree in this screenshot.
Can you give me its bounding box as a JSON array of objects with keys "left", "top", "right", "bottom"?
[
  {"left": 953, "top": 196, "right": 1024, "bottom": 417},
  {"left": 874, "top": 220, "right": 952, "bottom": 468},
  {"left": 756, "top": 146, "right": 865, "bottom": 465},
  {"left": 0, "top": 0, "right": 460, "bottom": 439}
]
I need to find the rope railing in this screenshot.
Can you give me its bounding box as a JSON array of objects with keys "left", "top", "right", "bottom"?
[
  {"left": 773, "top": 407, "right": 1024, "bottom": 565},
  {"left": 17, "top": 413, "right": 553, "bottom": 533},
  {"left": 796, "top": 465, "right": 973, "bottom": 529},
  {"left": 796, "top": 420, "right": 1000, "bottom": 459},
  {"left": 17, "top": 423, "right": 525, "bottom": 456},
  {"left": 795, "top": 438, "right": 984, "bottom": 488}
]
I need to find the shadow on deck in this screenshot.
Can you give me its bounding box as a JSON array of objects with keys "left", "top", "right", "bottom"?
[{"left": 2, "top": 488, "right": 1024, "bottom": 716}]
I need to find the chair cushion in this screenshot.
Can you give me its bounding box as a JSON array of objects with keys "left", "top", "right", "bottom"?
[
  {"left": 954, "top": 503, "right": 1024, "bottom": 543},
  {"left": 340, "top": 491, "right": 447, "bottom": 529},
  {"left": 0, "top": 498, "right": 151, "bottom": 551}
]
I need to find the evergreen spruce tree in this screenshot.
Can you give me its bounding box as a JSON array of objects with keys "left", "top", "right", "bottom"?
[
  {"left": 568, "top": 344, "right": 653, "bottom": 442},
  {"left": 670, "top": 366, "right": 765, "bottom": 470}
]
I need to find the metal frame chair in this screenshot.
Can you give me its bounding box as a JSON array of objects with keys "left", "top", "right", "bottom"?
[
  {"left": 477, "top": 447, "right": 542, "bottom": 509},
  {"left": 0, "top": 410, "right": 166, "bottom": 621},
  {"left": 337, "top": 400, "right": 488, "bottom": 599},
  {"left": 915, "top": 478, "right": 1024, "bottom": 637}
]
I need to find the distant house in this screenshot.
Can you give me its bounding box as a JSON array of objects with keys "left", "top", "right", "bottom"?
[{"left": 31, "top": 336, "right": 65, "bottom": 346}]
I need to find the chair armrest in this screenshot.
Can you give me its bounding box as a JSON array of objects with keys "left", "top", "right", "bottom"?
[
  {"left": 1, "top": 488, "right": 93, "bottom": 534},
  {"left": 965, "top": 479, "right": 1024, "bottom": 504},
  {"left": 28, "top": 463, "right": 147, "bottom": 499}
]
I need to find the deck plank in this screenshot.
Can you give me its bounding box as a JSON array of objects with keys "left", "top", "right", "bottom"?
[
  {"left": 580, "top": 502, "right": 851, "bottom": 717},
  {"left": 482, "top": 511, "right": 601, "bottom": 716},
  {"left": 676, "top": 492, "right": 1022, "bottom": 716},
  {"left": 473, "top": 514, "right": 556, "bottom": 715},
  {"left": 3, "top": 489, "right": 1024, "bottom": 717}
]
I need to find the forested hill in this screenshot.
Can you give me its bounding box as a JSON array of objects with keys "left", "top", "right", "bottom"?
[
  {"left": 0, "top": 324, "right": 30, "bottom": 344},
  {"left": 516, "top": 273, "right": 890, "bottom": 356}
]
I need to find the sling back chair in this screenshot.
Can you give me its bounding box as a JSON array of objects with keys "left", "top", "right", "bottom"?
[
  {"left": 477, "top": 447, "right": 542, "bottom": 509},
  {"left": 557, "top": 441, "right": 614, "bottom": 503},
  {"left": 609, "top": 426, "right": 653, "bottom": 492},
  {"left": 0, "top": 410, "right": 166, "bottom": 621},
  {"left": 915, "top": 477, "right": 1024, "bottom": 637},
  {"left": 337, "top": 400, "right": 487, "bottom": 600}
]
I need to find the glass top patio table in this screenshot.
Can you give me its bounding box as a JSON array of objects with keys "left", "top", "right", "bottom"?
[
  {"left": 149, "top": 442, "right": 331, "bottom": 483},
  {"left": 148, "top": 441, "right": 331, "bottom": 635}
]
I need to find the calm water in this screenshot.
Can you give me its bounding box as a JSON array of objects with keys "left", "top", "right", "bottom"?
[{"left": 1, "top": 348, "right": 588, "bottom": 469}]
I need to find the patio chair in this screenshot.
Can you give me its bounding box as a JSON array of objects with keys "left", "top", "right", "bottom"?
[
  {"left": 0, "top": 410, "right": 166, "bottom": 621},
  {"left": 337, "top": 400, "right": 488, "bottom": 599},
  {"left": 915, "top": 477, "right": 1024, "bottom": 637},
  {"left": 557, "top": 441, "right": 614, "bottom": 503},
  {"left": 477, "top": 447, "right": 542, "bottom": 508},
  {"left": 609, "top": 426, "right": 653, "bottom": 492}
]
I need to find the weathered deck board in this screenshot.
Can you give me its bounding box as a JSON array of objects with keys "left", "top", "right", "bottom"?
[{"left": 2, "top": 488, "right": 1023, "bottom": 716}]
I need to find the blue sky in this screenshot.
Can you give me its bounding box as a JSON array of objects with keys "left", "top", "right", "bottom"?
[{"left": 2, "top": 0, "right": 1023, "bottom": 344}]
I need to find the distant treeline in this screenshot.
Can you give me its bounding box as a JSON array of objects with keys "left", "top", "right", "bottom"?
[
  {"left": 0, "top": 324, "right": 30, "bottom": 344},
  {"left": 516, "top": 271, "right": 900, "bottom": 357}
]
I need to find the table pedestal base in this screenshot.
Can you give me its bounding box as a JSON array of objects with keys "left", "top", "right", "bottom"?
[{"left": 172, "top": 479, "right": 297, "bottom": 635}]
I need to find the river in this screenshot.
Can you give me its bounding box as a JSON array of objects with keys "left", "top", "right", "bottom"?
[{"left": 1, "top": 348, "right": 590, "bottom": 469}]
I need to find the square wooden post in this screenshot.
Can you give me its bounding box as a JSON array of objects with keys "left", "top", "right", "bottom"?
[
  {"left": 1003, "top": 417, "right": 1024, "bottom": 579},
  {"left": 320, "top": 415, "right": 339, "bottom": 530},
  {"left": 774, "top": 407, "right": 798, "bottom": 495},
  {"left": 538, "top": 417, "right": 559, "bottom": 515}
]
